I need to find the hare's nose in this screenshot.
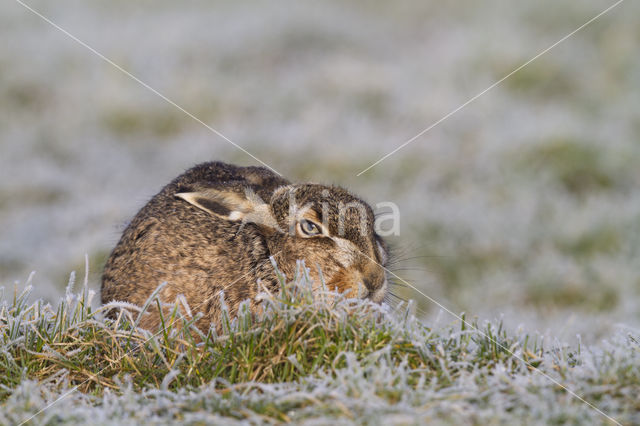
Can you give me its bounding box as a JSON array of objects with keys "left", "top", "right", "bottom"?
[
  {"left": 362, "top": 269, "right": 387, "bottom": 303},
  {"left": 362, "top": 270, "right": 385, "bottom": 292}
]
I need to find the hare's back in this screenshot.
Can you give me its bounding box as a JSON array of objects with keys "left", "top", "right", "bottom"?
[{"left": 164, "top": 162, "right": 289, "bottom": 202}]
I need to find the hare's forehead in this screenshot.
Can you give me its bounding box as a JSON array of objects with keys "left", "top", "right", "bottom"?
[
  {"left": 281, "top": 185, "right": 367, "bottom": 204},
  {"left": 275, "top": 185, "right": 375, "bottom": 225},
  {"left": 288, "top": 195, "right": 374, "bottom": 218},
  {"left": 295, "top": 201, "right": 374, "bottom": 227}
]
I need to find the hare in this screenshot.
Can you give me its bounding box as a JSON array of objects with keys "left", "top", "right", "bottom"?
[{"left": 101, "top": 161, "right": 390, "bottom": 332}]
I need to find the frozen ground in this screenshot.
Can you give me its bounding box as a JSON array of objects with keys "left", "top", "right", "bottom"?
[{"left": 1, "top": 0, "right": 639, "bottom": 346}]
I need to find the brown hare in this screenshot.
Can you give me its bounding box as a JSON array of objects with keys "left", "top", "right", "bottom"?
[{"left": 101, "top": 161, "right": 390, "bottom": 332}]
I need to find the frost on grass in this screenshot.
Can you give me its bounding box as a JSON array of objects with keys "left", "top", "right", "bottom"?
[{"left": 1, "top": 265, "right": 639, "bottom": 425}]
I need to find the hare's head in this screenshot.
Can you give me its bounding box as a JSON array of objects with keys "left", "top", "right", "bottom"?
[{"left": 176, "top": 183, "right": 389, "bottom": 302}]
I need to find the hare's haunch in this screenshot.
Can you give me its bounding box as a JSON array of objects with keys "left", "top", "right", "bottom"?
[{"left": 101, "top": 162, "right": 390, "bottom": 331}]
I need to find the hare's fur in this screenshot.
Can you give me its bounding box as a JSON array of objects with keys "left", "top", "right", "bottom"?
[{"left": 101, "top": 162, "right": 389, "bottom": 331}]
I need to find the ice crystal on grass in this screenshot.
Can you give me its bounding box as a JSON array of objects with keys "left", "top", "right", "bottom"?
[{"left": 1, "top": 266, "right": 639, "bottom": 424}]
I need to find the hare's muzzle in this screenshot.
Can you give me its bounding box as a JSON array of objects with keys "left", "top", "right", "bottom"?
[{"left": 362, "top": 266, "right": 387, "bottom": 303}]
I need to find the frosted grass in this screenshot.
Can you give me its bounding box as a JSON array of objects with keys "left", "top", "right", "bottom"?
[
  {"left": 1, "top": 268, "right": 639, "bottom": 425},
  {"left": 1, "top": 2, "right": 640, "bottom": 421}
]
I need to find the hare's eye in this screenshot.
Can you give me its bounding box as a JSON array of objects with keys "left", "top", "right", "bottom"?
[{"left": 298, "top": 219, "right": 322, "bottom": 237}]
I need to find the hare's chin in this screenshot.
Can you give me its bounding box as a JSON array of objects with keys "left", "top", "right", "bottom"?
[{"left": 367, "top": 278, "right": 388, "bottom": 304}]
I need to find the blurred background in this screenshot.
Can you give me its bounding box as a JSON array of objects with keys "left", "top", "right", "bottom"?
[{"left": 1, "top": 0, "right": 639, "bottom": 342}]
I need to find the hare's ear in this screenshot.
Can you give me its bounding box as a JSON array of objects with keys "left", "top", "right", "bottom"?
[{"left": 176, "top": 188, "right": 280, "bottom": 229}]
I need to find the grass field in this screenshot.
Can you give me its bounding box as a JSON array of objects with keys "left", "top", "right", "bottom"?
[
  {"left": 2, "top": 269, "right": 639, "bottom": 424},
  {"left": 1, "top": 0, "right": 640, "bottom": 423}
]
